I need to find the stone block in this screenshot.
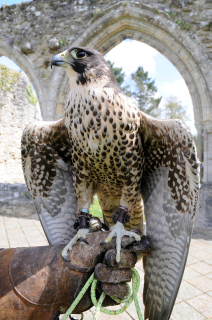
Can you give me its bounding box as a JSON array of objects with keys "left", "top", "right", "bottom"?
[
  {"left": 20, "top": 41, "right": 34, "bottom": 54},
  {"left": 48, "top": 38, "right": 60, "bottom": 50}
]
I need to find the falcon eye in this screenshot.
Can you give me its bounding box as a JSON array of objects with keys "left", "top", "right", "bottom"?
[{"left": 71, "top": 49, "right": 87, "bottom": 60}]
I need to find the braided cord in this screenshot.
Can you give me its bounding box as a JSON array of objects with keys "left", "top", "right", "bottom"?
[
  {"left": 61, "top": 268, "right": 143, "bottom": 320},
  {"left": 61, "top": 273, "right": 94, "bottom": 320}
]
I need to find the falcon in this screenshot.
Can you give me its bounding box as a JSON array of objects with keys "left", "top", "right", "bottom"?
[{"left": 21, "top": 46, "right": 200, "bottom": 319}]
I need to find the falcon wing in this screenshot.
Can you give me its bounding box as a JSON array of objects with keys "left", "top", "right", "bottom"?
[
  {"left": 139, "top": 113, "right": 200, "bottom": 320},
  {"left": 21, "top": 120, "right": 77, "bottom": 245}
]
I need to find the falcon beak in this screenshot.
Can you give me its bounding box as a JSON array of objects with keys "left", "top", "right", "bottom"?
[{"left": 51, "top": 50, "right": 71, "bottom": 69}]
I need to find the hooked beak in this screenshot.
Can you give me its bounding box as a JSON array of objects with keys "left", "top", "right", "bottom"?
[{"left": 51, "top": 54, "right": 67, "bottom": 69}]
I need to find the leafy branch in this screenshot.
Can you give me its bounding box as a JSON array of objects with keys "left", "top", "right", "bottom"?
[
  {"left": 25, "top": 85, "right": 37, "bottom": 105},
  {"left": 0, "top": 65, "right": 19, "bottom": 93}
]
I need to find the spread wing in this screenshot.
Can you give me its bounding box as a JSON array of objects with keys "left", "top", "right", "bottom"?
[
  {"left": 21, "top": 120, "right": 77, "bottom": 245},
  {"left": 139, "top": 113, "right": 200, "bottom": 320}
]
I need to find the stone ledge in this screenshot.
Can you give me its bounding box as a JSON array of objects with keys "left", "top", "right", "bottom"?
[
  {"left": 195, "top": 183, "right": 212, "bottom": 232},
  {"left": 0, "top": 183, "right": 36, "bottom": 217}
]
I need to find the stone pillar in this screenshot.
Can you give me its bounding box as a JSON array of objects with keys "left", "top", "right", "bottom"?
[
  {"left": 203, "top": 129, "right": 208, "bottom": 184},
  {"left": 195, "top": 122, "right": 212, "bottom": 232},
  {"left": 196, "top": 124, "right": 203, "bottom": 182},
  {"left": 203, "top": 122, "right": 212, "bottom": 184}
]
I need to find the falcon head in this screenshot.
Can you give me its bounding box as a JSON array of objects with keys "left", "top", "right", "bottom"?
[{"left": 51, "top": 46, "right": 116, "bottom": 86}]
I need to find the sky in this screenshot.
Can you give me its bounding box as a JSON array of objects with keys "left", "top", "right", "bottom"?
[
  {"left": 0, "top": 2, "right": 196, "bottom": 135},
  {"left": 0, "top": 0, "right": 31, "bottom": 5},
  {"left": 105, "top": 39, "right": 196, "bottom": 134}
]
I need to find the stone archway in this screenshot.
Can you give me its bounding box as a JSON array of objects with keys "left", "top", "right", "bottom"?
[
  {"left": 0, "top": 0, "right": 211, "bottom": 225},
  {"left": 50, "top": 2, "right": 211, "bottom": 183},
  {"left": 0, "top": 39, "right": 46, "bottom": 118}
]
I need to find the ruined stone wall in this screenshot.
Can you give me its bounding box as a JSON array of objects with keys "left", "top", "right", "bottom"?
[
  {"left": 0, "top": 0, "right": 211, "bottom": 120},
  {"left": 0, "top": 183, "right": 36, "bottom": 216},
  {"left": 0, "top": 65, "right": 42, "bottom": 184},
  {"left": 0, "top": 0, "right": 211, "bottom": 222}
]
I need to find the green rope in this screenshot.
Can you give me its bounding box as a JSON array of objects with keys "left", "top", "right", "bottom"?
[
  {"left": 61, "top": 273, "right": 94, "bottom": 320},
  {"left": 61, "top": 268, "right": 143, "bottom": 320}
]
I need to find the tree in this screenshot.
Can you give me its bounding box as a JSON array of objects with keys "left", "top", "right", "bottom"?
[
  {"left": 107, "top": 60, "right": 125, "bottom": 86},
  {"left": 107, "top": 60, "right": 131, "bottom": 96},
  {"left": 131, "top": 66, "right": 162, "bottom": 117},
  {"left": 162, "top": 95, "right": 189, "bottom": 121}
]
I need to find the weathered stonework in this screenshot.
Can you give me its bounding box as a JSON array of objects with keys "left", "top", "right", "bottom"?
[
  {"left": 0, "top": 66, "right": 42, "bottom": 184},
  {"left": 0, "top": 0, "right": 211, "bottom": 224},
  {"left": 0, "top": 183, "right": 36, "bottom": 216},
  {"left": 195, "top": 183, "right": 212, "bottom": 231},
  {"left": 0, "top": 0, "right": 211, "bottom": 182}
]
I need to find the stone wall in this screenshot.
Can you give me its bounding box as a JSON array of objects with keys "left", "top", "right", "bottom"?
[
  {"left": 0, "top": 0, "right": 211, "bottom": 184},
  {"left": 0, "top": 0, "right": 211, "bottom": 122},
  {"left": 195, "top": 184, "right": 212, "bottom": 231},
  {"left": 0, "top": 65, "right": 42, "bottom": 184},
  {"left": 0, "top": 183, "right": 36, "bottom": 216},
  {"left": 0, "top": 0, "right": 211, "bottom": 224}
]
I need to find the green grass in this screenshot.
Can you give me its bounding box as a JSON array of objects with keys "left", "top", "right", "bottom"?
[
  {"left": 89, "top": 196, "right": 145, "bottom": 222},
  {"left": 90, "top": 196, "right": 103, "bottom": 218}
]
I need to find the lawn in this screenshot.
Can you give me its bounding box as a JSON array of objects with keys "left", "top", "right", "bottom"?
[
  {"left": 89, "top": 196, "right": 145, "bottom": 222},
  {"left": 90, "top": 196, "right": 103, "bottom": 218}
]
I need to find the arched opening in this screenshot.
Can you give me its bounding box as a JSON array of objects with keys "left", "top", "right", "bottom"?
[
  {"left": 52, "top": 5, "right": 210, "bottom": 182},
  {"left": 0, "top": 56, "right": 42, "bottom": 183},
  {"left": 0, "top": 38, "right": 47, "bottom": 118},
  {"left": 52, "top": 19, "right": 208, "bottom": 179},
  {"left": 104, "top": 39, "right": 196, "bottom": 134}
]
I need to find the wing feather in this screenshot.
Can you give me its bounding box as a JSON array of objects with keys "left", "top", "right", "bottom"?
[
  {"left": 21, "top": 120, "right": 77, "bottom": 245},
  {"left": 140, "top": 114, "right": 200, "bottom": 320}
]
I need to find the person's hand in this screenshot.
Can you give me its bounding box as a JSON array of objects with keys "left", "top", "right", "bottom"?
[
  {"left": 0, "top": 230, "right": 151, "bottom": 320},
  {"left": 93, "top": 230, "right": 151, "bottom": 304}
]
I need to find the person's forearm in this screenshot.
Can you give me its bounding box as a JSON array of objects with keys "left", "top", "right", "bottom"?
[{"left": 0, "top": 245, "right": 93, "bottom": 320}]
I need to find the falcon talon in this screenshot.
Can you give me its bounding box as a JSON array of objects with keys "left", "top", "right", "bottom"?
[
  {"left": 62, "top": 255, "right": 71, "bottom": 262},
  {"left": 116, "top": 255, "right": 120, "bottom": 264},
  {"left": 79, "top": 237, "right": 89, "bottom": 244},
  {"left": 100, "top": 241, "right": 106, "bottom": 245},
  {"left": 132, "top": 241, "right": 140, "bottom": 245}
]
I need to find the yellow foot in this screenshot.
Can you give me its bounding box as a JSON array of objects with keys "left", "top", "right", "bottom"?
[{"left": 62, "top": 228, "right": 90, "bottom": 262}]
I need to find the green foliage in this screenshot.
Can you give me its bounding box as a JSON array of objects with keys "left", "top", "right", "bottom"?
[
  {"left": 162, "top": 95, "right": 189, "bottom": 120},
  {"left": 6, "top": 37, "right": 22, "bottom": 46},
  {"left": 153, "top": 3, "right": 162, "bottom": 13},
  {"left": 0, "top": 65, "right": 19, "bottom": 93},
  {"left": 131, "top": 67, "right": 162, "bottom": 117},
  {"left": 90, "top": 196, "right": 103, "bottom": 218},
  {"left": 193, "top": 135, "right": 197, "bottom": 148},
  {"left": 108, "top": 62, "right": 162, "bottom": 115},
  {"left": 168, "top": 5, "right": 191, "bottom": 30},
  {"left": 107, "top": 60, "right": 132, "bottom": 96},
  {"left": 92, "top": 7, "right": 102, "bottom": 17},
  {"left": 176, "top": 17, "right": 191, "bottom": 30},
  {"left": 25, "top": 85, "right": 37, "bottom": 105},
  {"left": 107, "top": 60, "right": 125, "bottom": 86},
  {"left": 57, "top": 38, "right": 69, "bottom": 52},
  {"left": 168, "top": 10, "right": 176, "bottom": 18}
]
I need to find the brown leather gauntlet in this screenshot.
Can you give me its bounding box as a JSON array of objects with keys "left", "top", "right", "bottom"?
[{"left": 0, "top": 231, "right": 151, "bottom": 320}]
